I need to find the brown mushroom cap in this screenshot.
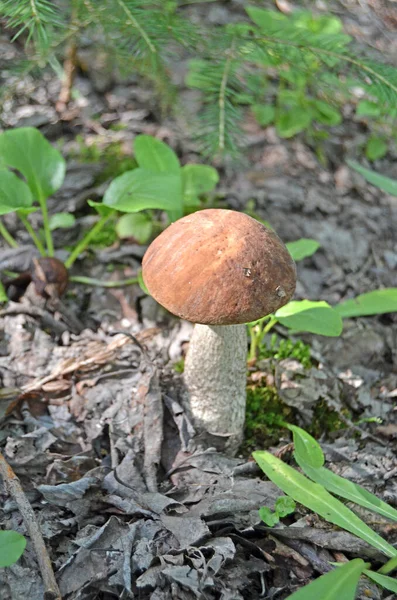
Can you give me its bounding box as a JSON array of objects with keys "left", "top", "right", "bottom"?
[{"left": 142, "top": 209, "right": 296, "bottom": 325}]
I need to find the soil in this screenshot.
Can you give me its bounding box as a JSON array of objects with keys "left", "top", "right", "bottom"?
[{"left": 0, "top": 1, "right": 396, "bottom": 599}]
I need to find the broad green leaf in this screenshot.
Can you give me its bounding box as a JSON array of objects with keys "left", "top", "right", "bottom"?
[
  {"left": 49, "top": 213, "right": 76, "bottom": 231},
  {"left": 312, "top": 100, "right": 342, "bottom": 126},
  {"left": 295, "top": 457, "right": 397, "bottom": 523},
  {"left": 252, "top": 451, "right": 397, "bottom": 558},
  {"left": 134, "top": 135, "right": 180, "bottom": 173},
  {"left": 0, "top": 170, "right": 33, "bottom": 215},
  {"left": 16, "top": 207, "right": 37, "bottom": 217},
  {"left": 365, "top": 137, "right": 387, "bottom": 161},
  {"left": 252, "top": 104, "right": 275, "bottom": 126},
  {"left": 286, "top": 239, "right": 320, "bottom": 261},
  {"left": 364, "top": 570, "right": 397, "bottom": 593},
  {"left": 259, "top": 506, "right": 279, "bottom": 526},
  {"left": 294, "top": 12, "right": 343, "bottom": 35},
  {"left": 103, "top": 169, "right": 183, "bottom": 215},
  {"left": 356, "top": 100, "right": 382, "bottom": 118},
  {"left": 87, "top": 200, "right": 115, "bottom": 217},
  {"left": 286, "top": 424, "right": 324, "bottom": 468},
  {"left": 276, "top": 108, "right": 312, "bottom": 138},
  {"left": 182, "top": 164, "right": 219, "bottom": 206},
  {"left": 116, "top": 213, "right": 153, "bottom": 244},
  {"left": 0, "top": 281, "right": 7, "bottom": 303},
  {"left": 246, "top": 7, "right": 288, "bottom": 32},
  {"left": 0, "top": 127, "right": 65, "bottom": 200},
  {"left": 346, "top": 161, "right": 397, "bottom": 196},
  {"left": 284, "top": 559, "right": 367, "bottom": 600},
  {"left": 335, "top": 289, "right": 397, "bottom": 318},
  {"left": 275, "top": 496, "right": 296, "bottom": 517},
  {"left": 0, "top": 530, "right": 26, "bottom": 567},
  {"left": 275, "top": 300, "right": 343, "bottom": 336}
]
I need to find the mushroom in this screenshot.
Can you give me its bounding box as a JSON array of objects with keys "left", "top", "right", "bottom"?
[{"left": 142, "top": 209, "right": 296, "bottom": 454}]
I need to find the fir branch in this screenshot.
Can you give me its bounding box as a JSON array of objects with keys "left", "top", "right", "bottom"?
[
  {"left": 250, "top": 35, "right": 397, "bottom": 103},
  {"left": 0, "top": 0, "right": 62, "bottom": 49},
  {"left": 218, "top": 39, "right": 236, "bottom": 153},
  {"left": 115, "top": 0, "right": 156, "bottom": 55}
]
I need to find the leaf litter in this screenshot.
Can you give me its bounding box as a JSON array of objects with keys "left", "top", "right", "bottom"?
[{"left": 0, "top": 2, "right": 397, "bottom": 598}]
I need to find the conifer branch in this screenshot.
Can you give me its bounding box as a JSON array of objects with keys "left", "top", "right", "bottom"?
[
  {"left": 115, "top": 0, "right": 156, "bottom": 55},
  {"left": 218, "top": 40, "right": 236, "bottom": 152}
]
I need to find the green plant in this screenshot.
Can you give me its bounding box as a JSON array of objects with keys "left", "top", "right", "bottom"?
[
  {"left": 186, "top": 6, "right": 397, "bottom": 157},
  {"left": 257, "top": 335, "right": 312, "bottom": 369},
  {"left": 259, "top": 495, "right": 296, "bottom": 527},
  {"left": 2, "top": 4, "right": 397, "bottom": 159},
  {"left": 254, "top": 425, "right": 397, "bottom": 599},
  {"left": 0, "top": 128, "right": 219, "bottom": 290},
  {"left": 0, "top": 530, "right": 26, "bottom": 568},
  {"left": 247, "top": 238, "right": 397, "bottom": 361},
  {"left": 0, "top": 0, "right": 198, "bottom": 111}
]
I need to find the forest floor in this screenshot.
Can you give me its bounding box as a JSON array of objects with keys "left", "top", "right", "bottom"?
[{"left": 0, "top": 1, "right": 396, "bottom": 599}]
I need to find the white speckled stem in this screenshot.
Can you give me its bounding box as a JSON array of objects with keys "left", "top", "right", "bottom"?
[{"left": 183, "top": 324, "right": 247, "bottom": 455}]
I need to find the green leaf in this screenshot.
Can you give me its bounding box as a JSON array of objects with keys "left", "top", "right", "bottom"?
[
  {"left": 252, "top": 451, "right": 397, "bottom": 558},
  {"left": 275, "top": 496, "right": 296, "bottom": 517},
  {"left": 134, "top": 135, "right": 180, "bottom": 173},
  {"left": 0, "top": 530, "right": 26, "bottom": 567},
  {"left": 356, "top": 100, "right": 382, "bottom": 118},
  {"left": 16, "top": 207, "right": 37, "bottom": 217},
  {"left": 259, "top": 506, "right": 279, "bottom": 526},
  {"left": 335, "top": 289, "right": 397, "bottom": 318},
  {"left": 115, "top": 213, "right": 153, "bottom": 244},
  {"left": 138, "top": 269, "right": 149, "bottom": 295},
  {"left": 0, "top": 170, "right": 33, "bottom": 215},
  {"left": 276, "top": 108, "right": 312, "bottom": 138},
  {"left": 275, "top": 300, "right": 343, "bottom": 336},
  {"left": 284, "top": 559, "right": 367, "bottom": 600},
  {"left": 296, "top": 457, "right": 397, "bottom": 523},
  {"left": 182, "top": 164, "right": 219, "bottom": 206},
  {"left": 252, "top": 104, "right": 276, "bottom": 126},
  {"left": 0, "top": 127, "right": 65, "bottom": 200},
  {"left": 346, "top": 161, "right": 397, "bottom": 196},
  {"left": 103, "top": 169, "right": 183, "bottom": 216},
  {"left": 294, "top": 12, "right": 343, "bottom": 35},
  {"left": 365, "top": 137, "right": 388, "bottom": 161},
  {"left": 0, "top": 281, "right": 8, "bottom": 303},
  {"left": 246, "top": 7, "right": 288, "bottom": 32},
  {"left": 87, "top": 200, "right": 115, "bottom": 217},
  {"left": 49, "top": 212, "right": 76, "bottom": 231},
  {"left": 286, "top": 239, "right": 320, "bottom": 261},
  {"left": 286, "top": 424, "right": 325, "bottom": 468},
  {"left": 364, "top": 570, "right": 397, "bottom": 593},
  {"left": 312, "top": 100, "right": 342, "bottom": 126}
]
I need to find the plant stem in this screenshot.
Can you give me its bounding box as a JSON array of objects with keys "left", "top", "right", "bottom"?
[
  {"left": 70, "top": 275, "right": 138, "bottom": 288},
  {"left": 262, "top": 316, "right": 278, "bottom": 336},
  {"left": 38, "top": 192, "right": 54, "bottom": 256},
  {"left": 248, "top": 316, "right": 278, "bottom": 362},
  {"left": 18, "top": 214, "right": 46, "bottom": 256},
  {"left": 378, "top": 555, "right": 397, "bottom": 575},
  {"left": 0, "top": 220, "right": 18, "bottom": 248},
  {"left": 65, "top": 214, "right": 112, "bottom": 269}
]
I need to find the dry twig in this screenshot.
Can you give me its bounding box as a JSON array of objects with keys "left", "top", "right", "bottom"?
[{"left": 0, "top": 452, "right": 61, "bottom": 600}]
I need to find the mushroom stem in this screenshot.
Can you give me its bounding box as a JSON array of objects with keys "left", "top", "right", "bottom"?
[{"left": 183, "top": 324, "right": 247, "bottom": 455}]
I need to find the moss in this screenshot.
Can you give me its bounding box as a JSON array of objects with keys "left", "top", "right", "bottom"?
[
  {"left": 173, "top": 359, "right": 185, "bottom": 374},
  {"left": 243, "top": 385, "right": 293, "bottom": 452},
  {"left": 309, "top": 399, "right": 350, "bottom": 438},
  {"left": 72, "top": 135, "right": 137, "bottom": 183},
  {"left": 258, "top": 334, "right": 312, "bottom": 369}
]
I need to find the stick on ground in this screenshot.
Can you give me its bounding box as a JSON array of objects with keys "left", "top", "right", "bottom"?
[{"left": 0, "top": 452, "right": 62, "bottom": 600}]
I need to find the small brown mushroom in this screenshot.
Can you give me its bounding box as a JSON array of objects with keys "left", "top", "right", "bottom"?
[{"left": 142, "top": 209, "right": 296, "bottom": 453}]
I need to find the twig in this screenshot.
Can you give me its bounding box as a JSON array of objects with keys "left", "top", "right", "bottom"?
[{"left": 0, "top": 452, "right": 61, "bottom": 600}]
